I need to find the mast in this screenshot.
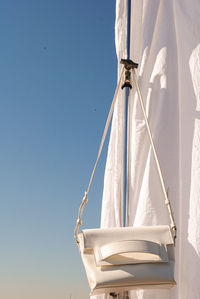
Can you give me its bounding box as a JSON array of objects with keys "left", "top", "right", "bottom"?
[{"left": 123, "top": 0, "right": 131, "bottom": 226}]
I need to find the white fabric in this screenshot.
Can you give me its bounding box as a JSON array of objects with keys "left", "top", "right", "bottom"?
[
  {"left": 100, "top": 0, "right": 127, "bottom": 230},
  {"left": 95, "top": 1, "right": 200, "bottom": 299}
]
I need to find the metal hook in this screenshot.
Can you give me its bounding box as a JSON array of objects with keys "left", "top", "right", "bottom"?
[{"left": 120, "top": 59, "right": 138, "bottom": 89}]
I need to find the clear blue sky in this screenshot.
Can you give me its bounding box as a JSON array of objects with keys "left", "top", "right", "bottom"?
[{"left": 0, "top": 1, "right": 117, "bottom": 298}]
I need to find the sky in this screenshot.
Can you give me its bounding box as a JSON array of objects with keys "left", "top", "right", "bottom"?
[{"left": 0, "top": 1, "right": 117, "bottom": 299}]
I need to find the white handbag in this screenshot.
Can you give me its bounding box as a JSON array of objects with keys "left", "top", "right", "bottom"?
[
  {"left": 74, "top": 67, "right": 177, "bottom": 296},
  {"left": 78, "top": 226, "right": 175, "bottom": 295}
]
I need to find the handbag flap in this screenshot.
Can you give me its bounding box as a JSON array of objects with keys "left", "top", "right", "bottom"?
[
  {"left": 94, "top": 239, "right": 168, "bottom": 266},
  {"left": 79, "top": 226, "right": 173, "bottom": 252}
]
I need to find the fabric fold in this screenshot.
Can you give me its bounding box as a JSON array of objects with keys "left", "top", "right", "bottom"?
[{"left": 97, "top": 1, "right": 200, "bottom": 299}]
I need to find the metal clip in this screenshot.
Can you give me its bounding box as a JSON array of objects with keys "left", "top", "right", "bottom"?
[{"left": 120, "top": 59, "right": 138, "bottom": 89}]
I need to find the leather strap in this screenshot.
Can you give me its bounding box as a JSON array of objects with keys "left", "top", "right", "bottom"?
[
  {"left": 74, "top": 68, "right": 177, "bottom": 244},
  {"left": 132, "top": 69, "right": 176, "bottom": 240},
  {"left": 94, "top": 240, "right": 168, "bottom": 266},
  {"left": 99, "top": 240, "right": 167, "bottom": 261},
  {"left": 74, "top": 67, "right": 125, "bottom": 243}
]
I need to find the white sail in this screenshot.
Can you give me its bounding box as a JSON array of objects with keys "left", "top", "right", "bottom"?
[{"left": 100, "top": 1, "right": 200, "bottom": 299}]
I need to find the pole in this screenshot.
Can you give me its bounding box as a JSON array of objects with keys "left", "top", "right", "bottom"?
[
  {"left": 111, "top": 2, "right": 137, "bottom": 298},
  {"left": 123, "top": 0, "right": 131, "bottom": 227},
  {"left": 122, "top": 1, "right": 131, "bottom": 298}
]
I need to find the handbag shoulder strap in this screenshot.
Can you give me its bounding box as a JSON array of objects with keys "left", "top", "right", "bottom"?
[
  {"left": 74, "top": 67, "right": 125, "bottom": 244},
  {"left": 74, "top": 68, "right": 177, "bottom": 245},
  {"left": 132, "top": 69, "right": 176, "bottom": 242}
]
